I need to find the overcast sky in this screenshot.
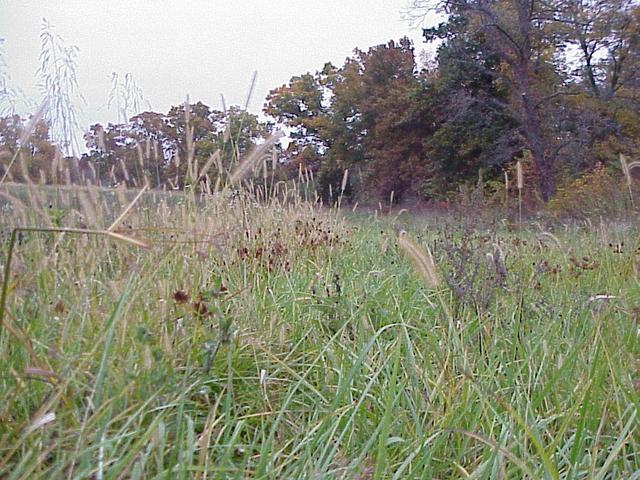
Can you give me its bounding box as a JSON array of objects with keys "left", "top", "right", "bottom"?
[{"left": 0, "top": 0, "right": 434, "bottom": 131}]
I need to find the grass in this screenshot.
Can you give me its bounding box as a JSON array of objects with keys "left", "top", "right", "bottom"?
[{"left": 0, "top": 181, "right": 639, "bottom": 479}]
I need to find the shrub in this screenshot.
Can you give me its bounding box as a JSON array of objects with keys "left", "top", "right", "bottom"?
[{"left": 547, "top": 162, "right": 636, "bottom": 219}]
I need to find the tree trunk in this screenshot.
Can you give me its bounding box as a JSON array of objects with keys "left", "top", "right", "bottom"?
[
  {"left": 514, "top": 0, "right": 555, "bottom": 201},
  {"left": 519, "top": 86, "right": 554, "bottom": 201},
  {"left": 581, "top": 41, "right": 600, "bottom": 97}
]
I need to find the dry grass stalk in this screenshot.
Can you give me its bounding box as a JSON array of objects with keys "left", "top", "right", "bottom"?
[
  {"left": 198, "top": 151, "right": 220, "bottom": 180},
  {"left": 136, "top": 143, "right": 145, "bottom": 168},
  {"left": 516, "top": 160, "right": 523, "bottom": 224},
  {"left": 262, "top": 157, "right": 268, "bottom": 185},
  {"left": 538, "top": 231, "right": 563, "bottom": 251},
  {"left": 504, "top": 171, "right": 509, "bottom": 205},
  {"left": 620, "top": 154, "right": 630, "bottom": 185},
  {"left": 51, "top": 148, "right": 61, "bottom": 175},
  {"left": 25, "top": 412, "right": 56, "bottom": 435},
  {"left": 107, "top": 183, "right": 149, "bottom": 232},
  {"left": 19, "top": 99, "right": 49, "bottom": 146},
  {"left": 77, "top": 189, "right": 98, "bottom": 228},
  {"left": 228, "top": 132, "right": 284, "bottom": 185},
  {"left": 96, "top": 125, "right": 106, "bottom": 151},
  {"left": 105, "top": 231, "right": 150, "bottom": 249},
  {"left": 341, "top": 170, "right": 349, "bottom": 192},
  {"left": 19, "top": 153, "right": 33, "bottom": 184},
  {"left": 1, "top": 99, "right": 49, "bottom": 186},
  {"left": 620, "top": 154, "right": 636, "bottom": 207},
  {"left": 87, "top": 162, "right": 97, "bottom": 185},
  {"left": 397, "top": 230, "right": 440, "bottom": 289},
  {"left": 516, "top": 160, "right": 523, "bottom": 190},
  {"left": 119, "top": 158, "right": 130, "bottom": 182},
  {"left": 183, "top": 97, "right": 197, "bottom": 183}
]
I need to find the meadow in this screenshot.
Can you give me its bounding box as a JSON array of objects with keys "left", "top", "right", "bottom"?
[{"left": 0, "top": 181, "right": 639, "bottom": 479}]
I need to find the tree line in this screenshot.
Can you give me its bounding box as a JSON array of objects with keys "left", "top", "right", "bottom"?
[{"left": 1, "top": 0, "right": 638, "bottom": 204}]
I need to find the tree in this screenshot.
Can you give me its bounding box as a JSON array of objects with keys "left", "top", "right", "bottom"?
[
  {"left": 0, "top": 114, "right": 58, "bottom": 183},
  {"left": 410, "top": 0, "right": 640, "bottom": 200},
  {"left": 264, "top": 69, "right": 333, "bottom": 165},
  {"left": 265, "top": 39, "right": 436, "bottom": 201},
  {"left": 339, "top": 38, "right": 433, "bottom": 200},
  {"left": 83, "top": 101, "right": 267, "bottom": 189},
  {"left": 557, "top": 0, "right": 638, "bottom": 98},
  {"left": 411, "top": 0, "right": 564, "bottom": 199},
  {"left": 422, "top": 18, "right": 520, "bottom": 195}
]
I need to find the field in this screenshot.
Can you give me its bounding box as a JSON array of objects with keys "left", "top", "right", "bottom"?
[{"left": 0, "top": 182, "right": 639, "bottom": 479}]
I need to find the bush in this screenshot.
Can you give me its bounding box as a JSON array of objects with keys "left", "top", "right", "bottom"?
[{"left": 547, "top": 163, "right": 636, "bottom": 219}]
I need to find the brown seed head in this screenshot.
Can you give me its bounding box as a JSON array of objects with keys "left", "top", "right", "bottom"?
[
  {"left": 173, "top": 290, "right": 189, "bottom": 304},
  {"left": 397, "top": 230, "right": 440, "bottom": 289}
]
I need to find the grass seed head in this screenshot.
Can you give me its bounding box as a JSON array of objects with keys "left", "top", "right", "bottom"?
[
  {"left": 341, "top": 169, "right": 349, "bottom": 195},
  {"left": 516, "top": 160, "right": 523, "bottom": 190},
  {"left": 397, "top": 230, "right": 440, "bottom": 289}
]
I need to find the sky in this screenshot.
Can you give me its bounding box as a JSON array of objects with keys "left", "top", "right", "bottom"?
[{"left": 0, "top": 0, "right": 435, "bottom": 134}]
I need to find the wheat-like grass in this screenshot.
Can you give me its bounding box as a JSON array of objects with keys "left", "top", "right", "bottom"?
[
  {"left": 228, "top": 132, "right": 284, "bottom": 185},
  {"left": 620, "top": 154, "right": 636, "bottom": 207},
  {"left": 620, "top": 154, "right": 630, "bottom": 184},
  {"left": 538, "top": 231, "right": 563, "bottom": 251},
  {"left": 516, "top": 160, "right": 524, "bottom": 223},
  {"left": 396, "top": 230, "right": 439, "bottom": 289},
  {"left": 20, "top": 100, "right": 50, "bottom": 147},
  {"left": 198, "top": 151, "right": 220, "bottom": 181},
  {"left": 516, "top": 160, "right": 523, "bottom": 190},
  {"left": 504, "top": 170, "right": 509, "bottom": 205}
]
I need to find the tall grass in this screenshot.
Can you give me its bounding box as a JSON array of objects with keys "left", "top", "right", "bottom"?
[{"left": 1, "top": 174, "right": 638, "bottom": 478}]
